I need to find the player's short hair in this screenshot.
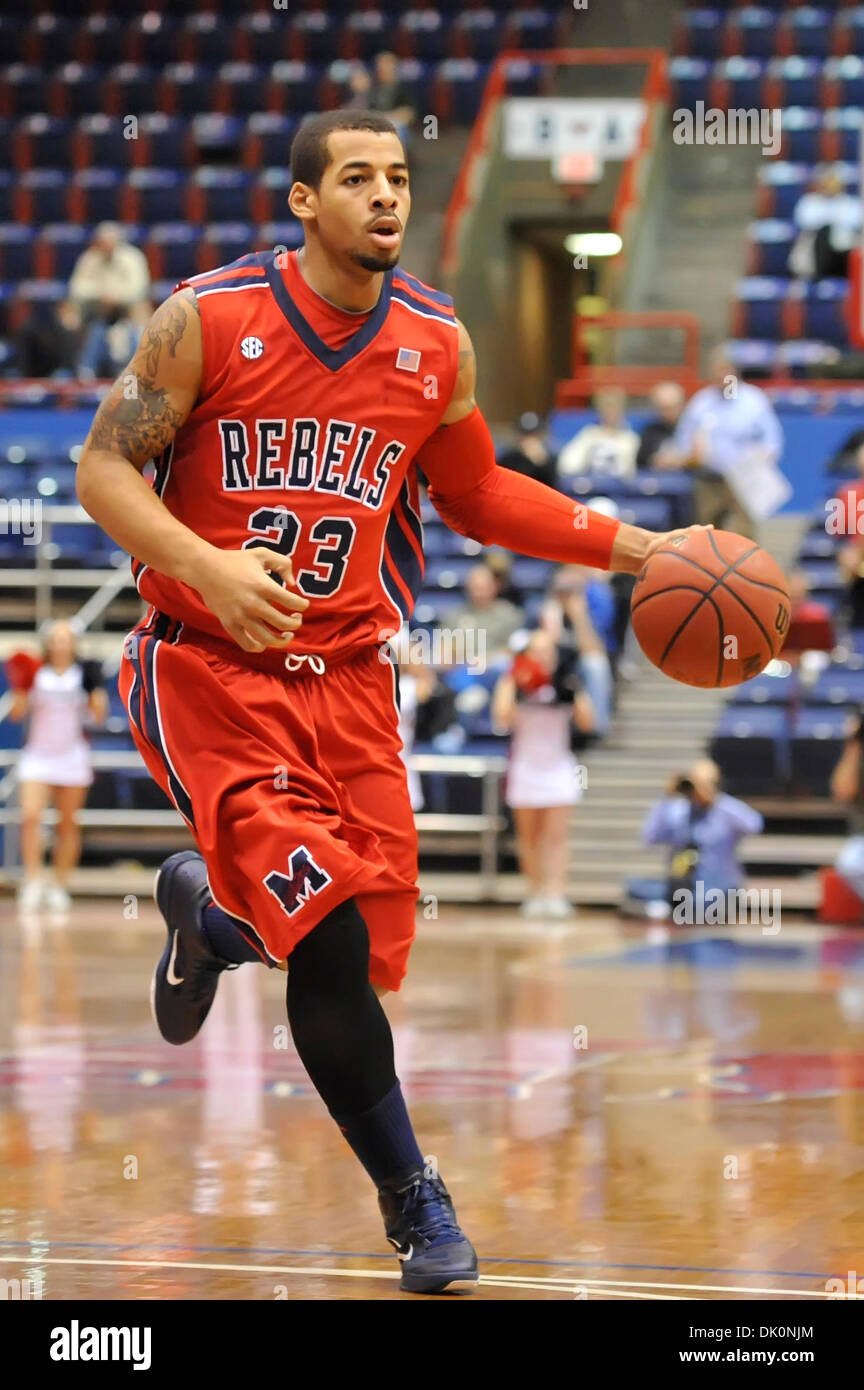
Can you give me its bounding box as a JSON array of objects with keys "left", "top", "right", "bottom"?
[{"left": 290, "top": 110, "right": 402, "bottom": 189}]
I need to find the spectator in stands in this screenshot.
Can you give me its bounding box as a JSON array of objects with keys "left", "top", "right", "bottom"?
[
  {"left": 493, "top": 628, "right": 595, "bottom": 919},
  {"left": 12, "top": 299, "right": 82, "bottom": 379},
  {"left": 368, "top": 52, "right": 417, "bottom": 131},
  {"left": 69, "top": 223, "right": 151, "bottom": 381},
  {"left": 782, "top": 569, "right": 834, "bottom": 658},
  {"left": 444, "top": 563, "right": 524, "bottom": 660},
  {"left": 667, "top": 347, "right": 784, "bottom": 538},
  {"left": 485, "top": 549, "right": 525, "bottom": 609},
  {"left": 830, "top": 710, "right": 864, "bottom": 901},
  {"left": 641, "top": 759, "right": 764, "bottom": 901},
  {"left": 839, "top": 537, "right": 864, "bottom": 630},
  {"left": 541, "top": 565, "right": 614, "bottom": 734},
  {"left": 789, "top": 168, "right": 863, "bottom": 282},
  {"left": 557, "top": 389, "right": 640, "bottom": 479},
  {"left": 79, "top": 299, "right": 152, "bottom": 381},
  {"left": 636, "top": 381, "right": 686, "bottom": 471},
  {"left": 497, "top": 412, "right": 558, "bottom": 489},
  {"left": 10, "top": 622, "right": 108, "bottom": 914}
]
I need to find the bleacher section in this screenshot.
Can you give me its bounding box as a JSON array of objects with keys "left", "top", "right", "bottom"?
[{"left": 672, "top": 2, "right": 864, "bottom": 378}]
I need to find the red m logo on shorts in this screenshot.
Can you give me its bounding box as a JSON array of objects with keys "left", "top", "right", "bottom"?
[{"left": 264, "top": 847, "right": 332, "bottom": 916}]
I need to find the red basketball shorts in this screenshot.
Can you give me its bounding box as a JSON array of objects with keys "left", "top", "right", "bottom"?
[{"left": 118, "top": 615, "right": 419, "bottom": 991}]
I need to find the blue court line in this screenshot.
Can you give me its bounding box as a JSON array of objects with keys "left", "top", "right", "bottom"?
[{"left": 0, "top": 1238, "right": 828, "bottom": 1281}]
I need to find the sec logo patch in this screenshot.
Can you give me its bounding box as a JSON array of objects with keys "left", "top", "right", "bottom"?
[{"left": 240, "top": 336, "right": 265, "bottom": 359}]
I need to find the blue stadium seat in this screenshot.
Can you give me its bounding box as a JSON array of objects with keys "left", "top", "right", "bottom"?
[
  {"left": 218, "top": 63, "right": 268, "bottom": 116},
  {"left": 790, "top": 706, "right": 847, "bottom": 795},
  {"left": 128, "top": 13, "right": 177, "bottom": 66},
  {"left": 501, "top": 57, "right": 541, "bottom": 99},
  {"left": 398, "top": 9, "right": 447, "bottom": 61},
  {"left": 56, "top": 63, "right": 103, "bottom": 118},
  {"left": 140, "top": 114, "right": 190, "bottom": 167},
  {"left": 710, "top": 706, "right": 789, "bottom": 795},
  {"left": 669, "top": 57, "right": 711, "bottom": 109},
  {"left": 0, "top": 225, "right": 36, "bottom": 281},
  {"left": 128, "top": 168, "right": 186, "bottom": 223},
  {"left": 424, "top": 558, "right": 476, "bottom": 591},
  {"left": 730, "top": 7, "right": 775, "bottom": 60},
  {"left": 617, "top": 497, "right": 675, "bottom": 530},
  {"left": 806, "top": 666, "right": 864, "bottom": 707},
  {"left": 439, "top": 59, "right": 490, "bottom": 121},
  {"left": 246, "top": 113, "right": 298, "bottom": 165},
  {"left": 824, "top": 56, "right": 864, "bottom": 106},
  {"left": 80, "top": 15, "right": 124, "bottom": 66},
  {"left": 194, "top": 169, "right": 254, "bottom": 222},
  {"left": 161, "top": 63, "right": 215, "bottom": 116},
  {"left": 823, "top": 107, "right": 864, "bottom": 162},
  {"left": 292, "top": 11, "right": 338, "bottom": 64},
  {"left": 735, "top": 277, "right": 788, "bottom": 339},
  {"left": 509, "top": 557, "right": 553, "bottom": 590},
  {"left": 781, "top": 8, "right": 832, "bottom": 60},
  {"left": 344, "top": 10, "right": 391, "bottom": 60},
  {"left": 507, "top": 8, "right": 558, "bottom": 51},
  {"left": 147, "top": 223, "right": 200, "bottom": 281},
  {"left": 748, "top": 219, "right": 795, "bottom": 276},
  {"left": 76, "top": 115, "right": 129, "bottom": 167},
  {"left": 765, "top": 56, "right": 822, "bottom": 108},
  {"left": 203, "top": 222, "right": 254, "bottom": 267},
  {"left": 835, "top": 9, "right": 864, "bottom": 60},
  {"left": 191, "top": 114, "right": 243, "bottom": 162},
  {"left": 3, "top": 65, "right": 47, "bottom": 118},
  {"left": 270, "top": 61, "right": 321, "bottom": 113},
  {"left": 39, "top": 224, "right": 89, "bottom": 280},
  {"left": 20, "top": 169, "right": 68, "bottom": 223},
  {"left": 108, "top": 64, "right": 159, "bottom": 114},
  {"left": 730, "top": 668, "right": 798, "bottom": 706},
  {"left": 183, "top": 12, "right": 235, "bottom": 65},
  {"left": 800, "top": 279, "right": 850, "bottom": 347},
  {"left": 757, "top": 162, "right": 809, "bottom": 218},
  {"left": 713, "top": 57, "right": 766, "bottom": 109},
  {"left": 15, "top": 116, "right": 72, "bottom": 169},
  {"left": 679, "top": 8, "right": 724, "bottom": 60},
  {"left": 258, "top": 218, "right": 304, "bottom": 253},
  {"left": 72, "top": 169, "right": 123, "bottom": 223},
  {"left": 778, "top": 107, "right": 822, "bottom": 163},
  {"left": 30, "top": 17, "right": 76, "bottom": 65},
  {"left": 453, "top": 11, "right": 505, "bottom": 62}
]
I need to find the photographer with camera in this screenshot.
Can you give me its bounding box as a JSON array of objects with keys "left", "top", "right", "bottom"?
[
  {"left": 492, "top": 629, "right": 595, "bottom": 920},
  {"left": 640, "top": 759, "right": 764, "bottom": 913},
  {"left": 830, "top": 712, "right": 864, "bottom": 901}
]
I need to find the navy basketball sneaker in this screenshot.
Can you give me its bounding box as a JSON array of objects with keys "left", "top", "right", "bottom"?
[
  {"left": 151, "top": 850, "right": 236, "bottom": 1045},
  {"left": 379, "top": 1171, "right": 479, "bottom": 1294}
]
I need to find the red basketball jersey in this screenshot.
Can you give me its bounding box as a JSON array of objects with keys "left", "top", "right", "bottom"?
[{"left": 133, "top": 250, "right": 460, "bottom": 656}]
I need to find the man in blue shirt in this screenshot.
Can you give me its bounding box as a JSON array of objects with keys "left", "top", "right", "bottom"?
[
  {"left": 642, "top": 758, "right": 764, "bottom": 897},
  {"left": 667, "top": 349, "right": 784, "bottom": 538}
]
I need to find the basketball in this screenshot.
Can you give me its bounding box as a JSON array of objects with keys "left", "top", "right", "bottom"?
[{"left": 630, "top": 529, "right": 791, "bottom": 689}]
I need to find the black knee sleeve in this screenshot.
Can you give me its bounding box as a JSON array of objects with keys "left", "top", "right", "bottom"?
[{"left": 286, "top": 898, "right": 397, "bottom": 1116}]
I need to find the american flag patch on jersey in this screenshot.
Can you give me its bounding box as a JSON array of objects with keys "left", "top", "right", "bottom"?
[{"left": 396, "top": 347, "right": 421, "bottom": 373}]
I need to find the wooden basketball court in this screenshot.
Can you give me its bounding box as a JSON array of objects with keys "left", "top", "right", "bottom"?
[{"left": 1, "top": 898, "right": 862, "bottom": 1301}]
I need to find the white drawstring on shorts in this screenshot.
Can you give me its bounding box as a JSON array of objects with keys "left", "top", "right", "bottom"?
[{"left": 284, "top": 653, "right": 326, "bottom": 674}]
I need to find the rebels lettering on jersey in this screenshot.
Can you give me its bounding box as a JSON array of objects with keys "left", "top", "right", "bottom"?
[{"left": 133, "top": 251, "right": 460, "bottom": 656}]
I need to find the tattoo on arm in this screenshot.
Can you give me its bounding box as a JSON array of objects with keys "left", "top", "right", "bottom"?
[
  {"left": 140, "top": 290, "right": 198, "bottom": 376},
  {"left": 85, "top": 290, "right": 199, "bottom": 467},
  {"left": 88, "top": 378, "right": 183, "bottom": 464}
]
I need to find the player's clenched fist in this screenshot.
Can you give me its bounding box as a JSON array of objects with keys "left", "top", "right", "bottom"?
[{"left": 195, "top": 546, "right": 309, "bottom": 653}]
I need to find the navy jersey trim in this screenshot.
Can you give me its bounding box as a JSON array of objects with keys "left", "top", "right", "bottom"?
[{"left": 264, "top": 252, "right": 394, "bottom": 371}]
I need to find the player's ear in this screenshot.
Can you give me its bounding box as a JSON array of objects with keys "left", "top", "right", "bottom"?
[{"left": 288, "top": 182, "right": 317, "bottom": 223}]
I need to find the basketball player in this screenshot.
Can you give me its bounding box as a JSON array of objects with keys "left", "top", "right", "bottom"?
[{"left": 76, "top": 111, "right": 697, "bottom": 1294}]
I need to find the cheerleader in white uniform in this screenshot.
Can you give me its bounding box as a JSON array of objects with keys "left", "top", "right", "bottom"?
[
  {"left": 11, "top": 621, "right": 108, "bottom": 912},
  {"left": 492, "top": 629, "right": 594, "bottom": 919}
]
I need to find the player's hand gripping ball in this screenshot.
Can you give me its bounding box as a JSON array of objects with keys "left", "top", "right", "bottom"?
[{"left": 630, "top": 529, "right": 791, "bottom": 688}]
